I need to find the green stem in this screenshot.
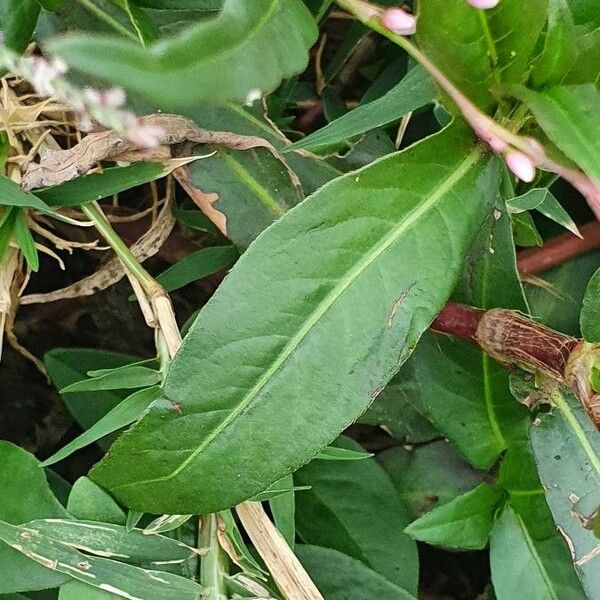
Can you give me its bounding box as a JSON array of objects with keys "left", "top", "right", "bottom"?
[
  {"left": 477, "top": 10, "right": 501, "bottom": 87},
  {"left": 199, "top": 514, "right": 228, "bottom": 600},
  {"left": 81, "top": 202, "right": 159, "bottom": 295},
  {"left": 74, "top": 0, "right": 139, "bottom": 41}
]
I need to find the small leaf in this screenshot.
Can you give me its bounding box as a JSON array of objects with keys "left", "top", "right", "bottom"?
[
  {"left": 49, "top": 0, "right": 318, "bottom": 107},
  {"left": 45, "top": 349, "right": 141, "bottom": 435},
  {"left": 41, "top": 386, "right": 161, "bottom": 467},
  {"left": 287, "top": 66, "right": 435, "bottom": 152},
  {"left": 60, "top": 366, "right": 161, "bottom": 393},
  {"left": 296, "top": 545, "right": 417, "bottom": 600},
  {"left": 379, "top": 441, "right": 488, "bottom": 520},
  {"left": 315, "top": 445, "right": 373, "bottom": 461},
  {"left": 13, "top": 209, "right": 39, "bottom": 272},
  {"left": 265, "top": 474, "right": 296, "bottom": 548},
  {"left": 144, "top": 514, "right": 192, "bottom": 535},
  {"left": 0, "top": 175, "right": 49, "bottom": 211},
  {"left": 35, "top": 163, "right": 168, "bottom": 207},
  {"left": 508, "top": 188, "right": 579, "bottom": 237},
  {"left": 581, "top": 266, "right": 600, "bottom": 343},
  {"left": 217, "top": 510, "right": 266, "bottom": 577},
  {"left": 156, "top": 245, "right": 238, "bottom": 293},
  {"left": 126, "top": 511, "right": 143, "bottom": 532},
  {"left": 405, "top": 483, "right": 504, "bottom": 550},
  {"left": 490, "top": 505, "right": 585, "bottom": 600}
]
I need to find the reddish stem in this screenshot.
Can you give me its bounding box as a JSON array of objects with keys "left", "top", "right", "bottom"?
[
  {"left": 430, "top": 302, "right": 483, "bottom": 341},
  {"left": 517, "top": 221, "right": 600, "bottom": 276}
]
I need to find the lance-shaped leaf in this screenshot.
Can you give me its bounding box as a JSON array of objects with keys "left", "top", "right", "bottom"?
[
  {"left": 529, "top": 391, "right": 600, "bottom": 597},
  {"left": 581, "top": 267, "right": 600, "bottom": 343},
  {"left": 286, "top": 66, "right": 435, "bottom": 152},
  {"left": 47, "top": 0, "right": 318, "bottom": 108},
  {"left": 417, "top": 0, "right": 548, "bottom": 110},
  {"left": 90, "top": 121, "right": 498, "bottom": 514},
  {"left": 0, "top": 0, "right": 40, "bottom": 54},
  {"left": 490, "top": 506, "right": 586, "bottom": 600},
  {"left": 295, "top": 437, "right": 418, "bottom": 593},
  {"left": 0, "top": 520, "right": 205, "bottom": 600}
]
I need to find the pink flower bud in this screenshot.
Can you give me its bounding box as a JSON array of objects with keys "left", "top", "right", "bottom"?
[
  {"left": 381, "top": 8, "right": 417, "bottom": 36},
  {"left": 505, "top": 151, "right": 536, "bottom": 183},
  {"left": 466, "top": 0, "right": 500, "bottom": 7},
  {"left": 126, "top": 120, "right": 164, "bottom": 148}
]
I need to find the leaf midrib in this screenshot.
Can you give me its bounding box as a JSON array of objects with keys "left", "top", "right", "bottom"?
[{"left": 114, "top": 146, "right": 484, "bottom": 491}]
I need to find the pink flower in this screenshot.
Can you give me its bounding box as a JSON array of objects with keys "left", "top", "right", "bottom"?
[
  {"left": 126, "top": 120, "right": 164, "bottom": 148},
  {"left": 506, "top": 151, "right": 536, "bottom": 183},
  {"left": 466, "top": 0, "right": 500, "bottom": 8},
  {"left": 380, "top": 8, "right": 417, "bottom": 36}
]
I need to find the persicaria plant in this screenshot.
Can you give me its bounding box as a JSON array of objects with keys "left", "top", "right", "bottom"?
[{"left": 0, "top": 0, "right": 599, "bottom": 599}]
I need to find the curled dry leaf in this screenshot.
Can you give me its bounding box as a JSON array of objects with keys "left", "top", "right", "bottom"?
[{"left": 21, "top": 114, "right": 288, "bottom": 191}]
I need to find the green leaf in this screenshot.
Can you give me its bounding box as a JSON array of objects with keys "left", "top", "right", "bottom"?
[
  {"left": 0, "top": 442, "right": 69, "bottom": 593},
  {"left": 67, "top": 477, "right": 126, "bottom": 525},
  {"left": 156, "top": 246, "right": 238, "bottom": 293},
  {"left": 36, "top": 0, "right": 65, "bottom": 10},
  {"left": 41, "top": 386, "right": 161, "bottom": 467},
  {"left": 89, "top": 122, "right": 498, "bottom": 514},
  {"left": 360, "top": 372, "right": 439, "bottom": 443},
  {"left": 378, "top": 440, "right": 488, "bottom": 521},
  {"left": 517, "top": 85, "right": 600, "bottom": 185},
  {"left": 512, "top": 210, "right": 543, "bottom": 247},
  {"left": 13, "top": 209, "right": 39, "bottom": 272},
  {"left": 0, "top": 0, "right": 40, "bottom": 54},
  {"left": 531, "top": 0, "right": 578, "bottom": 87},
  {"left": 182, "top": 145, "right": 303, "bottom": 247},
  {"left": 295, "top": 437, "right": 418, "bottom": 593},
  {"left": 173, "top": 209, "right": 218, "bottom": 234},
  {"left": 296, "top": 545, "right": 417, "bottom": 600},
  {"left": 0, "top": 176, "right": 49, "bottom": 211},
  {"left": 287, "top": 66, "right": 435, "bottom": 152},
  {"left": 217, "top": 510, "right": 266, "bottom": 577},
  {"left": 581, "top": 266, "right": 600, "bottom": 342},
  {"left": 0, "top": 520, "right": 205, "bottom": 600},
  {"left": 564, "top": 28, "right": 600, "bottom": 87},
  {"left": 44, "top": 348, "right": 140, "bottom": 432},
  {"left": 144, "top": 514, "right": 192, "bottom": 535},
  {"left": 268, "top": 474, "right": 296, "bottom": 548},
  {"left": 405, "top": 483, "right": 504, "bottom": 550},
  {"left": 417, "top": 0, "right": 548, "bottom": 110},
  {"left": 315, "top": 445, "right": 373, "bottom": 461},
  {"left": 507, "top": 188, "right": 579, "bottom": 236},
  {"left": 24, "top": 518, "right": 197, "bottom": 566},
  {"left": 60, "top": 366, "right": 161, "bottom": 393},
  {"left": 490, "top": 506, "right": 585, "bottom": 600},
  {"left": 35, "top": 163, "right": 167, "bottom": 207},
  {"left": 49, "top": 0, "right": 318, "bottom": 108},
  {"left": 529, "top": 391, "right": 600, "bottom": 596},
  {"left": 406, "top": 200, "right": 528, "bottom": 468}
]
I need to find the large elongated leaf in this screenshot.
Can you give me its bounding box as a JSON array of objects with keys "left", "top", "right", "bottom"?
[
  {"left": 417, "top": 0, "right": 547, "bottom": 110},
  {"left": 48, "top": 0, "right": 318, "bottom": 107},
  {"left": 296, "top": 545, "right": 417, "bottom": 600},
  {"left": 0, "top": 521, "right": 205, "bottom": 600},
  {"left": 0, "top": 176, "right": 48, "bottom": 211},
  {"left": 0, "top": 442, "right": 69, "bottom": 593},
  {"left": 530, "top": 391, "right": 600, "bottom": 597},
  {"left": 90, "top": 122, "right": 498, "bottom": 514},
  {"left": 287, "top": 66, "right": 435, "bottom": 152},
  {"left": 518, "top": 85, "right": 600, "bottom": 185},
  {"left": 490, "top": 506, "right": 585, "bottom": 600},
  {"left": 294, "top": 437, "right": 418, "bottom": 594}
]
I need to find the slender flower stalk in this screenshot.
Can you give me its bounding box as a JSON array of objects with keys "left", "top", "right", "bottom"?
[{"left": 0, "top": 43, "right": 163, "bottom": 147}]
